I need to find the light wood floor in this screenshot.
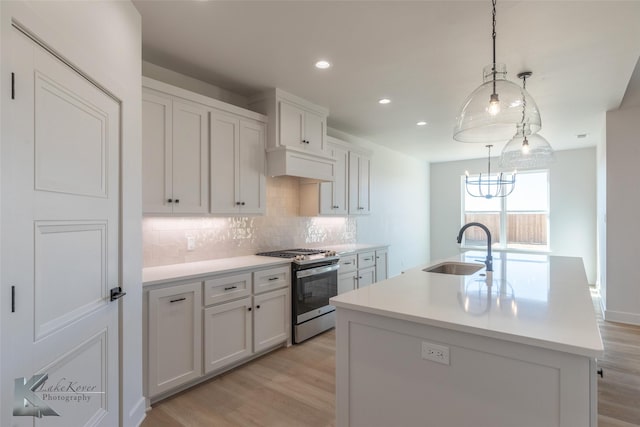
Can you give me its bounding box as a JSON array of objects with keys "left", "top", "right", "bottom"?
[{"left": 143, "top": 294, "right": 640, "bottom": 427}]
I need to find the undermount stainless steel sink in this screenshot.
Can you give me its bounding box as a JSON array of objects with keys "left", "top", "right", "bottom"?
[{"left": 423, "top": 262, "right": 484, "bottom": 276}]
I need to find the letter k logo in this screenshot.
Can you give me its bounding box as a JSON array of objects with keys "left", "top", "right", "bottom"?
[{"left": 13, "top": 374, "right": 59, "bottom": 417}]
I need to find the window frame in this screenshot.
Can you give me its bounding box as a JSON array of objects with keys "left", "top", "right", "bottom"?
[{"left": 460, "top": 169, "right": 550, "bottom": 253}]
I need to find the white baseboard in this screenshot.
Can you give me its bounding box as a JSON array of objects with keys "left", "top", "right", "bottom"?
[
  {"left": 604, "top": 309, "right": 640, "bottom": 326},
  {"left": 127, "top": 396, "right": 147, "bottom": 427}
]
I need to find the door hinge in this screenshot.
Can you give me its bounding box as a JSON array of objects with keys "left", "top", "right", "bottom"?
[{"left": 11, "top": 285, "right": 15, "bottom": 312}]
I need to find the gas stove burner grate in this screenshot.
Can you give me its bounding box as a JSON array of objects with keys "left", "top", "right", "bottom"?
[{"left": 256, "top": 248, "right": 329, "bottom": 258}]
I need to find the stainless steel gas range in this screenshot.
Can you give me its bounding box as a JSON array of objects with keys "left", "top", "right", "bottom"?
[{"left": 256, "top": 249, "right": 339, "bottom": 343}]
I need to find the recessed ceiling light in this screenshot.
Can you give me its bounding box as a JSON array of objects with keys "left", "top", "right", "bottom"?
[
  {"left": 378, "top": 98, "right": 391, "bottom": 105},
  {"left": 315, "top": 60, "right": 331, "bottom": 69},
  {"left": 416, "top": 121, "right": 428, "bottom": 126}
]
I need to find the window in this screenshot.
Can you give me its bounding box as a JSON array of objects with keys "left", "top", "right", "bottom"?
[{"left": 461, "top": 170, "right": 549, "bottom": 251}]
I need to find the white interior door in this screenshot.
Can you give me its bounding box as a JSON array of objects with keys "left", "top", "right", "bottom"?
[{"left": 1, "top": 28, "right": 120, "bottom": 426}]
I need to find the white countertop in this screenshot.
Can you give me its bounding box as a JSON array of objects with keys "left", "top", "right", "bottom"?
[
  {"left": 330, "top": 252, "right": 604, "bottom": 358},
  {"left": 143, "top": 243, "right": 389, "bottom": 286},
  {"left": 143, "top": 255, "right": 291, "bottom": 286}
]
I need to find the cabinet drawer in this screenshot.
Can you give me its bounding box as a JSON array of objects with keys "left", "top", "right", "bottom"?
[
  {"left": 339, "top": 254, "right": 357, "bottom": 274},
  {"left": 358, "top": 251, "right": 376, "bottom": 269},
  {"left": 204, "top": 273, "right": 252, "bottom": 306},
  {"left": 254, "top": 265, "right": 290, "bottom": 294}
]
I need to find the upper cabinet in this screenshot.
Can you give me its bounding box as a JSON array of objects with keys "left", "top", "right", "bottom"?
[
  {"left": 249, "top": 89, "right": 335, "bottom": 181},
  {"left": 210, "top": 111, "right": 266, "bottom": 215},
  {"left": 278, "top": 99, "right": 325, "bottom": 153},
  {"left": 299, "top": 137, "right": 349, "bottom": 216},
  {"left": 142, "top": 77, "right": 267, "bottom": 216},
  {"left": 142, "top": 89, "right": 209, "bottom": 214},
  {"left": 348, "top": 150, "right": 372, "bottom": 215}
]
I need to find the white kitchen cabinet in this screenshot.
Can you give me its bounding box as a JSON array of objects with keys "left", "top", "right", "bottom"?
[
  {"left": 148, "top": 282, "right": 202, "bottom": 396},
  {"left": 253, "top": 287, "right": 290, "bottom": 353},
  {"left": 204, "top": 272, "right": 252, "bottom": 306},
  {"left": 210, "top": 110, "right": 266, "bottom": 215},
  {"left": 278, "top": 99, "right": 326, "bottom": 153},
  {"left": 348, "top": 151, "right": 372, "bottom": 215},
  {"left": 203, "top": 297, "right": 252, "bottom": 374},
  {"left": 142, "top": 89, "right": 209, "bottom": 214},
  {"left": 298, "top": 138, "right": 350, "bottom": 216},
  {"left": 357, "top": 266, "right": 376, "bottom": 288},
  {"left": 375, "top": 249, "right": 388, "bottom": 282},
  {"left": 338, "top": 272, "right": 357, "bottom": 295}
]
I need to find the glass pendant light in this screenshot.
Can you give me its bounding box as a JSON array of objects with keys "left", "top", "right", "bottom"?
[
  {"left": 453, "top": 0, "right": 542, "bottom": 143},
  {"left": 500, "top": 72, "right": 554, "bottom": 169}
]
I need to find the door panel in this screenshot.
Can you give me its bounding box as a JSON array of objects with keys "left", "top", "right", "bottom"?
[
  {"left": 278, "top": 100, "right": 304, "bottom": 148},
  {"left": 304, "top": 110, "right": 325, "bottom": 152},
  {"left": 239, "top": 120, "right": 265, "bottom": 214},
  {"left": 1, "top": 28, "right": 120, "bottom": 427},
  {"left": 210, "top": 111, "right": 239, "bottom": 213},
  {"left": 172, "top": 99, "right": 208, "bottom": 213}
]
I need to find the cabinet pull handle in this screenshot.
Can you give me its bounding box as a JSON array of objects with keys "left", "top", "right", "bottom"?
[
  {"left": 359, "top": 276, "right": 363, "bottom": 279},
  {"left": 167, "top": 198, "right": 173, "bottom": 203},
  {"left": 343, "top": 262, "right": 352, "bottom": 265},
  {"left": 268, "top": 277, "right": 278, "bottom": 281},
  {"left": 256, "top": 304, "right": 261, "bottom": 309},
  {"left": 224, "top": 286, "right": 237, "bottom": 291},
  {"left": 170, "top": 297, "right": 186, "bottom": 303},
  {"left": 376, "top": 256, "right": 380, "bottom": 259},
  {"left": 597, "top": 369, "right": 603, "bottom": 378},
  {"left": 364, "top": 258, "right": 372, "bottom": 261}
]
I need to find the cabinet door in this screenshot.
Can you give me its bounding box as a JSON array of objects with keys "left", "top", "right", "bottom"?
[
  {"left": 338, "top": 272, "right": 357, "bottom": 295},
  {"left": 349, "top": 152, "right": 372, "bottom": 215},
  {"left": 142, "top": 90, "right": 173, "bottom": 213},
  {"left": 279, "top": 100, "right": 305, "bottom": 149},
  {"left": 357, "top": 267, "right": 376, "bottom": 288},
  {"left": 172, "top": 99, "right": 209, "bottom": 213},
  {"left": 239, "top": 119, "right": 266, "bottom": 214},
  {"left": 304, "top": 110, "right": 325, "bottom": 152},
  {"left": 254, "top": 288, "right": 290, "bottom": 353},
  {"left": 320, "top": 143, "right": 348, "bottom": 215},
  {"left": 148, "top": 282, "right": 202, "bottom": 396},
  {"left": 203, "top": 297, "right": 252, "bottom": 374},
  {"left": 210, "top": 111, "right": 240, "bottom": 214},
  {"left": 375, "top": 249, "right": 389, "bottom": 282}
]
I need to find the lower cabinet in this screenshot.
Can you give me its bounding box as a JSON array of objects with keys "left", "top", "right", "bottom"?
[
  {"left": 146, "top": 264, "right": 290, "bottom": 401},
  {"left": 375, "top": 249, "right": 388, "bottom": 282},
  {"left": 148, "top": 282, "right": 202, "bottom": 397},
  {"left": 254, "top": 288, "right": 289, "bottom": 353},
  {"left": 204, "top": 297, "right": 252, "bottom": 374},
  {"left": 338, "top": 272, "right": 357, "bottom": 294},
  {"left": 357, "top": 266, "right": 376, "bottom": 288}
]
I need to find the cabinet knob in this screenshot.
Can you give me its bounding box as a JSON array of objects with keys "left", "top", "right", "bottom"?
[
  {"left": 236, "top": 202, "right": 241, "bottom": 205},
  {"left": 248, "top": 307, "right": 252, "bottom": 311},
  {"left": 597, "top": 368, "right": 603, "bottom": 378},
  {"left": 175, "top": 199, "right": 180, "bottom": 204},
  {"left": 256, "top": 304, "right": 261, "bottom": 309},
  {"left": 241, "top": 202, "right": 246, "bottom": 206},
  {"left": 333, "top": 205, "right": 339, "bottom": 209},
  {"left": 167, "top": 198, "right": 173, "bottom": 203}
]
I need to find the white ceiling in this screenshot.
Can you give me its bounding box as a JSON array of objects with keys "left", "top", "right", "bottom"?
[{"left": 133, "top": 0, "right": 640, "bottom": 163}]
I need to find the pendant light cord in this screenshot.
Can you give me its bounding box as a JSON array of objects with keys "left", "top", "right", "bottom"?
[{"left": 491, "top": 0, "right": 497, "bottom": 95}]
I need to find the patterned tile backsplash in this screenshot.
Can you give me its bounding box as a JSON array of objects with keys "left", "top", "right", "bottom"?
[{"left": 143, "top": 176, "right": 357, "bottom": 267}]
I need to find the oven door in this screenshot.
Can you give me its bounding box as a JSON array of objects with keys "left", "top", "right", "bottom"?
[{"left": 294, "top": 263, "right": 339, "bottom": 324}]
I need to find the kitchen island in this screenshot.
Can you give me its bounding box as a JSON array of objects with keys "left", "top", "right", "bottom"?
[{"left": 330, "top": 252, "right": 603, "bottom": 427}]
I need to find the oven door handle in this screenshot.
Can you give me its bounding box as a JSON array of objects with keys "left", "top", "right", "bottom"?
[{"left": 296, "top": 263, "right": 340, "bottom": 279}]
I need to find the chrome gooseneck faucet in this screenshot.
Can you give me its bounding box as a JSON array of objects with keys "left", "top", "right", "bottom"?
[{"left": 457, "top": 222, "right": 493, "bottom": 272}]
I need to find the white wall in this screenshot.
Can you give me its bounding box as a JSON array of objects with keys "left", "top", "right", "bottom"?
[
  {"left": 0, "top": 2, "right": 144, "bottom": 426},
  {"left": 430, "top": 148, "right": 597, "bottom": 284},
  {"left": 605, "top": 105, "right": 640, "bottom": 325},
  {"left": 328, "top": 129, "right": 430, "bottom": 276},
  {"left": 143, "top": 60, "right": 248, "bottom": 108}
]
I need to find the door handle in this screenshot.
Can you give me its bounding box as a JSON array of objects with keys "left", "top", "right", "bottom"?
[{"left": 110, "top": 286, "right": 126, "bottom": 302}]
